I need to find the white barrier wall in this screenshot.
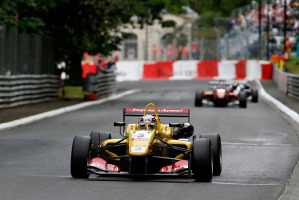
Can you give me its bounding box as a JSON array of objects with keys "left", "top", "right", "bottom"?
[
  {"left": 246, "top": 60, "right": 262, "bottom": 80},
  {"left": 115, "top": 60, "right": 272, "bottom": 81},
  {"left": 217, "top": 60, "right": 238, "bottom": 80},
  {"left": 116, "top": 61, "right": 144, "bottom": 81},
  {"left": 170, "top": 61, "right": 198, "bottom": 80}
]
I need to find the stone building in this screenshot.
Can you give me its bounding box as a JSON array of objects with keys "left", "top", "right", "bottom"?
[{"left": 119, "top": 10, "right": 198, "bottom": 61}]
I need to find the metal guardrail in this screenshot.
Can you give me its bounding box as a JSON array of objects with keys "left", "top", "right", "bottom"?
[
  {"left": 96, "top": 73, "right": 116, "bottom": 97},
  {"left": 84, "top": 73, "right": 116, "bottom": 98},
  {"left": 0, "top": 74, "right": 59, "bottom": 109},
  {"left": 272, "top": 64, "right": 299, "bottom": 100},
  {"left": 273, "top": 64, "right": 287, "bottom": 94},
  {"left": 287, "top": 74, "right": 299, "bottom": 100}
]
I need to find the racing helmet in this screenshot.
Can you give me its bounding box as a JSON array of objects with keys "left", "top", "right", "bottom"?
[
  {"left": 219, "top": 82, "right": 225, "bottom": 88},
  {"left": 138, "top": 115, "right": 157, "bottom": 130}
]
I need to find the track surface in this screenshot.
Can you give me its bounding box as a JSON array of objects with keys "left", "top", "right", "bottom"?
[{"left": 0, "top": 80, "right": 298, "bottom": 200}]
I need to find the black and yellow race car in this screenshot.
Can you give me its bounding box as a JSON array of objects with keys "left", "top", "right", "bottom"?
[{"left": 71, "top": 103, "right": 222, "bottom": 182}]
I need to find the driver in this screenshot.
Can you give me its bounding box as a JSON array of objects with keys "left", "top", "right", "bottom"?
[{"left": 138, "top": 115, "right": 157, "bottom": 130}]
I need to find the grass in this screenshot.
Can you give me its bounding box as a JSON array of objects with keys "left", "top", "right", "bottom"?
[
  {"left": 58, "top": 86, "right": 87, "bottom": 99},
  {"left": 286, "top": 56, "right": 299, "bottom": 74}
]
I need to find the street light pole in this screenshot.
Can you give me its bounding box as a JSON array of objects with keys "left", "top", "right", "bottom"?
[
  {"left": 267, "top": 0, "right": 270, "bottom": 60},
  {"left": 258, "top": 0, "right": 262, "bottom": 59},
  {"left": 284, "top": 0, "right": 287, "bottom": 53},
  {"left": 145, "top": 24, "right": 148, "bottom": 61}
]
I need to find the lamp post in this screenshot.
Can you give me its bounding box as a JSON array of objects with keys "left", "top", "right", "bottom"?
[
  {"left": 284, "top": 0, "right": 287, "bottom": 54},
  {"left": 267, "top": 0, "right": 270, "bottom": 60},
  {"left": 145, "top": 24, "right": 148, "bottom": 61}
]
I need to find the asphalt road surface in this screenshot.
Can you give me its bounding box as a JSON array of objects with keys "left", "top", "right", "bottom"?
[{"left": 0, "top": 80, "right": 298, "bottom": 200}]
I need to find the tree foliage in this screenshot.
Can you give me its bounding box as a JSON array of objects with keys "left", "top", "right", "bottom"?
[
  {"left": 0, "top": 0, "right": 188, "bottom": 83},
  {"left": 1, "top": 0, "right": 188, "bottom": 57},
  {"left": 1, "top": 0, "right": 253, "bottom": 82}
]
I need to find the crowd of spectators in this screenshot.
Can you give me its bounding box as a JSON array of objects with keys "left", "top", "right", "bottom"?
[
  {"left": 151, "top": 42, "right": 200, "bottom": 61},
  {"left": 227, "top": 0, "right": 299, "bottom": 71}
]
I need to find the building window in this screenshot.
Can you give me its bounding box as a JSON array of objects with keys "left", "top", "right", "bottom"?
[
  {"left": 123, "top": 33, "right": 137, "bottom": 59},
  {"left": 161, "top": 20, "right": 176, "bottom": 28}
]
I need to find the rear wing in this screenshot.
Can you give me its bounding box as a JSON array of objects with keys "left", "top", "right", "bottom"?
[
  {"left": 209, "top": 80, "right": 248, "bottom": 85},
  {"left": 123, "top": 108, "right": 190, "bottom": 122},
  {"left": 208, "top": 80, "right": 230, "bottom": 86}
]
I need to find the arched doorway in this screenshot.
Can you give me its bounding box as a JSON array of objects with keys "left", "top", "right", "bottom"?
[{"left": 123, "top": 33, "right": 138, "bottom": 59}]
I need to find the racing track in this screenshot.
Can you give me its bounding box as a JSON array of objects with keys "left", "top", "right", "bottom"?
[{"left": 0, "top": 80, "right": 298, "bottom": 200}]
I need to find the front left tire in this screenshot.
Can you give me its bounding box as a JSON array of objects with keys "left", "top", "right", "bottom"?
[
  {"left": 200, "top": 133, "right": 222, "bottom": 176},
  {"left": 192, "top": 138, "right": 213, "bottom": 182},
  {"left": 239, "top": 91, "right": 247, "bottom": 108},
  {"left": 251, "top": 89, "right": 258, "bottom": 102}
]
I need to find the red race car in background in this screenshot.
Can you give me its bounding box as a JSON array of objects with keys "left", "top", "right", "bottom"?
[{"left": 195, "top": 81, "right": 247, "bottom": 108}]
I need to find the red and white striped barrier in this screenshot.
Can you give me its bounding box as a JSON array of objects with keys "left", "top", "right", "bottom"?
[{"left": 116, "top": 60, "right": 273, "bottom": 82}]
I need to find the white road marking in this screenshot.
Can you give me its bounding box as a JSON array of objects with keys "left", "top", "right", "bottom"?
[
  {"left": 222, "top": 142, "right": 298, "bottom": 147},
  {"left": 0, "top": 89, "right": 140, "bottom": 132},
  {"left": 212, "top": 181, "right": 282, "bottom": 186}
]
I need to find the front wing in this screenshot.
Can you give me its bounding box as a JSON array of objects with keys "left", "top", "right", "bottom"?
[{"left": 88, "top": 157, "right": 191, "bottom": 176}]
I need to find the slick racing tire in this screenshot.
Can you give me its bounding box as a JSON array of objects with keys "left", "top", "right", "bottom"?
[
  {"left": 90, "top": 131, "right": 111, "bottom": 159},
  {"left": 195, "top": 91, "right": 203, "bottom": 107},
  {"left": 71, "top": 135, "right": 91, "bottom": 178},
  {"left": 200, "top": 133, "right": 222, "bottom": 176},
  {"left": 251, "top": 89, "right": 258, "bottom": 103},
  {"left": 239, "top": 91, "right": 247, "bottom": 108},
  {"left": 192, "top": 138, "right": 213, "bottom": 182}
]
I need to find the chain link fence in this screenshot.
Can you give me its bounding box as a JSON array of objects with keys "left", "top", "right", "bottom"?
[
  {"left": 221, "top": 26, "right": 265, "bottom": 60},
  {"left": 0, "top": 26, "right": 54, "bottom": 76}
]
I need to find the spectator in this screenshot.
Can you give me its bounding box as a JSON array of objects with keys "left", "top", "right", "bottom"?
[
  {"left": 152, "top": 44, "right": 158, "bottom": 61},
  {"left": 182, "top": 45, "right": 188, "bottom": 60},
  {"left": 160, "top": 46, "right": 164, "bottom": 61},
  {"left": 191, "top": 41, "right": 199, "bottom": 60},
  {"left": 167, "top": 44, "right": 174, "bottom": 60}
]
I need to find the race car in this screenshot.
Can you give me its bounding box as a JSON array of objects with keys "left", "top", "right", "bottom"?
[
  {"left": 71, "top": 103, "right": 222, "bottom": 182},
  {"left": 195, "top": 81, "right": 247, "bottom": 108},
  {"left": 230, "top": 80, "right": 258, "bottom": 103}
]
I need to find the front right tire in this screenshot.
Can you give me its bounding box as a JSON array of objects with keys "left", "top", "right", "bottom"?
[
  {"left": 195, "top": 91, "right": 203, "bottom": 107},
  {"left": 71, "top": 135, "right": 91, "bottom": 178}
]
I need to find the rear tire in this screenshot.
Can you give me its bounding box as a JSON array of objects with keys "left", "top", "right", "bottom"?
[
  {"left": 251, "top": 89, "right": 258, "bottom": 102},
  {"left": 90, "top": 131, "right": 111, "bottom": 159},
  {"left": 71, "top": 135, "right": 91, "bottom": 178},
  {"left": 239, "top": 91, "right": 247, "bottom": 108},
  {"left": 192, "top": 138, "right": 213, "bottom": 182},
  {"left": 200, "top": 133, "right": 222, "bottom": 176},
  {"left": 195, "top": 91, "right": 203, "bottom": 107}
]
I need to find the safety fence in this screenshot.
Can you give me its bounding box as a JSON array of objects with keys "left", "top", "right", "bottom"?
[
  {"left": 0, "top": 26, "right": 54, "bottom": 76},
  {"left": 116, "top": 60, "right": 273, "bottom": 82},
  {"left": 287, "top": 74, "right": 299, "bottom": 100},
  {"left": 83, "top": 73, "right": 116, "bottom": 98},
  {"left": 273, "top": 64, "right": 299, "bottom": 100},
  {"left": 0, "top": 74, "right": 59, "bottom": 109}
]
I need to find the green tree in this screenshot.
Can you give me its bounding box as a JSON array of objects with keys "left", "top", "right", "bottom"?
[{"left": 1, "top": 0, "right": 189, "bottom": 84}]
